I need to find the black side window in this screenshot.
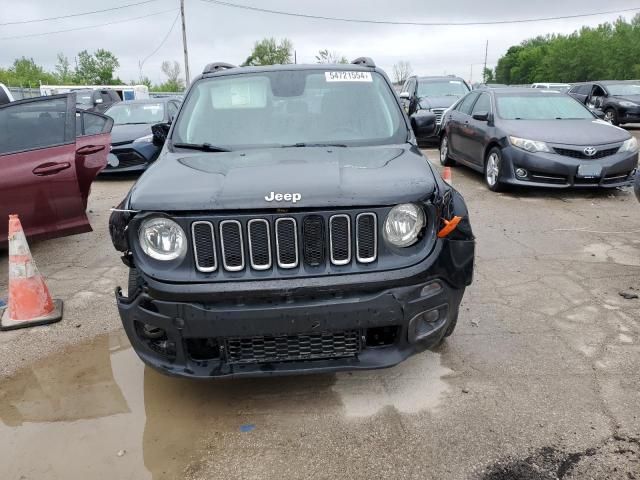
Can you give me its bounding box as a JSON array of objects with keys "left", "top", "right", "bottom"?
[
  {"left": 472, "top": 93, "right": 491, "bottom": 114},
  {"left": 0, "top": 97, "right": 69, "bottom": 155},
  {"left": 101, "top": 91, "right": 112, "bottom": 103},
  {"left": 76, "top": 111, "right": 113, "bottom": 137},
  {"left": 457, "top": 92, "right": 480, "bottom": 115}
]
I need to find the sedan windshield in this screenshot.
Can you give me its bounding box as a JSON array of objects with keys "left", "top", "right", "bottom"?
[
  {"left": 496, "top": 94, "right": 594, "bottom": 120},
  {"left": 105, "top": 103, "right": 165, "bottom": 125},
  {"left": 417, "top": 80, "right": 469, "bottom": 98},
  {"left": 173, "top": 70, "right": 406, "bottom": 149},
  {"left": 607, "top": 83, "right": 640, "bottom": 96}
]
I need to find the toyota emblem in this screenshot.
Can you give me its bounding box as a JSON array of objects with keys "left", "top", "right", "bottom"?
[{"left": 583, "top": 146, "right": 597, "bottom": 157}]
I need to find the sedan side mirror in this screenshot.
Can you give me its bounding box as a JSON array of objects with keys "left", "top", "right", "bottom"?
[
  {"left": 151, "top": 122, "right": 171, "bottom": 146},
  {"left": 472, "top": 111, "right": 490, "bottom": 122},
  {"left": 410, "top": 111, "right": 437, "bottom": 137},
  {"left": 399, "top": 91, "right": 410, "bottom": 100}
]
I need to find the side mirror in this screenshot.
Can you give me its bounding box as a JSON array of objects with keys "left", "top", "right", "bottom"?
[
  {"left": 410, "top": 111, "right": 437, "bottom": 138},
  {"left": 151, "top": 122, "right": 170, "bottom": 146},
  {"left": 592, "top": 108, "right": 606, "bottom": 120},
  {"left": 472, "top": 111, "right": 489, "bottom": 122},
  {"left": 399, "top": 92, "right": 410, "bottom": 100}
]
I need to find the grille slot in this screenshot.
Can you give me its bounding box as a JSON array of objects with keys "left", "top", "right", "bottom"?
[
  {"left": 553, "top": 147, "right": 619, "bottom": 159},
  {"left": 219, "top": 220, "right": 244, "bottom": 271},
  {"left": 432, "top": 108, "right": 446, "bottom": 125},
  {"left": 225, "top": 330, "right": 362, "bottom": 364},
  {"left": 275, "top": 218, "right": 298, "bottom": 268},
  {"left": 356, "top": 213, "right": 377, "bottom": 263},
  {"left": 329, "top": 214, "right": 351, "bottom": 265},
  {"left": 192, "top": 221, "right": 217, "bottom": 272},
  {"left": 247, "top": 219, "right": 271, "bottom": 270},
  {"left": 302, "top": 215, "right": 325, "bottom": 266}
]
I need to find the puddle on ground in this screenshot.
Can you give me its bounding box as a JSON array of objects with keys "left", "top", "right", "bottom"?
[{"left": 0, "top": 333, "right": 452, "bottom": 479}]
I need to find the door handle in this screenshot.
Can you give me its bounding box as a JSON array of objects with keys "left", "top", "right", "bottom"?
[
  {"left": 33, "top": 162, "right": 71, "bottom": 176},
  {"left": 76, "top": 144, "right": 105, "bottom": 155}
]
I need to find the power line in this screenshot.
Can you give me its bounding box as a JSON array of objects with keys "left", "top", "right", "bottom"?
[
  {"left": 0, "top": 0, "right": 161, "bottom": 26},
  {"left": 200, "top": 0, "right": 640, "bottom": 26},
  {"left": 0, "top": 9, "right": 178, "bottom": 40},
  {"left": 139, "top": 11, "right": 181, "bottom": 72}
]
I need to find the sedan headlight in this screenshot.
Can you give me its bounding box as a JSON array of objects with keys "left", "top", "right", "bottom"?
[
  {"left": 139, "top": 217, "right": 187, "bottom": 260},
  {"left": 383, "top": 203, "right": 425, "bottom": 247},
  {"left": 133, "top": 134, "right": 154, "bottom": 144},
  {"left": 619, "top": 101, "right": 639, "bottom": 108},
  {"left": 509, "top": 136, "right": 552, "bottom": 153},
  {"left": 619, "top": 137, "right": 639, "bottom": 153}
]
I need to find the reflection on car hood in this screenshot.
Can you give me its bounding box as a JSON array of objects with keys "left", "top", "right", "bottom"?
[
  {"left": 110, "top": 124, "right": 152, "bottom": 144},
  {"left": 613, "top": 95, "right": 640, "bottom": 104},
  {"left": 129, "top": 145, "right": 436, "bottom": 211},
  {"left": 502, "top": 119, "right": 630, "bottom": 146},
  {"left": 418, "top": 96, "right": 462, "bottom": 110}
]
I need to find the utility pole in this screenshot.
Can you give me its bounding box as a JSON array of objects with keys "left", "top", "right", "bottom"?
[
  {"left": 180, "top": 0, "right": 190, "bottom": 85},
  {"left": 483, "top": 40, "right": 488, "bottom": 83}
]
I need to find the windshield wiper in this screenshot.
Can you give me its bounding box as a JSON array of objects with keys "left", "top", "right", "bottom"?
[
  {"left": 172, "top": 142, "right": 231, "bottom": 152},
  {"left": 281, "top": 142, "right": 348, "bottom": 148}
]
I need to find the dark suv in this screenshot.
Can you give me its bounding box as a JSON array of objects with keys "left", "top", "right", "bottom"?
[
  {"left": 568, "top": 81, "right": 640, "bottom": 125},
  {"left": 400, "top": 75, "right": 471, "bottom": 144},
  {"left": 109, "top": 58, "right": 475, "bottom": 378}
]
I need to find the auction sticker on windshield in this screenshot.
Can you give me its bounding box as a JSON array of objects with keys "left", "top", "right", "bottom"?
[{"left": 325, "top": 71, "right": 372, "bottom": 82}]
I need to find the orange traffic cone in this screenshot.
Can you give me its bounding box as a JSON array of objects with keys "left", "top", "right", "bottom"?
[
  {"left": 0, "top": 215, "right": 63, "bottom": 331},
  {"left": 442, "top": 167, "right": 452, "bottom": 185}
]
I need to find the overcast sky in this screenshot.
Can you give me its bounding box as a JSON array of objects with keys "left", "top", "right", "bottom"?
[{"left": 1, "top": 0, "right": 638, "bottom": 85}]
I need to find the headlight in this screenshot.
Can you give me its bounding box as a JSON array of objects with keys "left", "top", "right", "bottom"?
[
  {"left": 619, "top": 101, "right": 638, "bottom": 108},
  {"left": 509, "top": 136, "right": 552, "bottom": 153},
  {"left": 383, "top": 203, "right": 425, "bottom": 247},
  {"left": 619, "top": 137, "right": 639, "bottom": 153},
  {"left": 139, "top": 217, "right": 186, "bottom": 261},
  {"left": 133, "top": 134, "right": 154, "bottom": 144}
]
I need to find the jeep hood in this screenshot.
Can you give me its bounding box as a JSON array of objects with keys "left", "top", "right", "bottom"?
[
  {"left": 418, "top": 96, "right": 462, "bottom": 110},
  {"left": 128, "top": 145, "right": 437, "bottom": 211}
]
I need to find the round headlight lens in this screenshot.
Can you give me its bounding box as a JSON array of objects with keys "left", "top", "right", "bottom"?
[
  {"left": 383, "top": 203, "right": 425, "bottom": 247},
  {"left": 139, "top": 217, "right": 186, "bottom": 260}
]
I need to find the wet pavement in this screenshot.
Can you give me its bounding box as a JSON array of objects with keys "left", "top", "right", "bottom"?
[{"left": 1, "top": 149, "right": 640, "bottom": 479}]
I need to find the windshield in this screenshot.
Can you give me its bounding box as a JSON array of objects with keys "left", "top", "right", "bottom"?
[
  {"left": 105, "top": 102, "right": 165, "bottom": 125},
  {"left": 76, "top": 91, "right": 93, "bottom": 106},
  {"left": 173, "top": 70, "right": 406, "bottom": 149},
  {"left": 607, "top": 83, "right": 640, "bottom": 96},
  {"left": 496, "top": 94, "right": 594, "bottom": 120},
  {"left": 417, "top": 80, "right": 469, "bottom": 98}
]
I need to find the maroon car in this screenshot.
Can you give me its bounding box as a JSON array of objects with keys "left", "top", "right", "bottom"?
[{"left": 0, "top": 94, "right": 112, "bottom": 247}]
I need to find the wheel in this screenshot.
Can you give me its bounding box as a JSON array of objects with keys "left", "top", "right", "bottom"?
[
  {"left": 604, "top": 108, "right": 619, "bottom": 126},
  {"left": 439, "top": 135, "right": 456, "bottom": 166},
  {"left": 484, "top": 147, "right": 505, "bottom": 192},
  {"left": 127, "top": 267, "right": 144, "bottom": 297}
]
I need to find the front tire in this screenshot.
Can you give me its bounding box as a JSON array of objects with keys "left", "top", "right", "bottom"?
[
  {"left": 604, "top": 108, "right": 619, "bottom": 126},
  {"left": 484, "top": 147, "right": 505, "bottom": 192},
  {"left": 439, "top": 135, "right": 456, "bottom": 166}
]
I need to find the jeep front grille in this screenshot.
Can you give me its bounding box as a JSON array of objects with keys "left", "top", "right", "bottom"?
[
  {"left": 191, "top": 212, "right": 378, "bottom": 273},
  {"left": 225, "top": 330, "right": 362, "bottom": 364}
]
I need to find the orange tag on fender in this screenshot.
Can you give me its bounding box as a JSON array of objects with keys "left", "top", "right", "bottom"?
[{"left": 437, "top": 216, "right": 462, "bottom": 238}]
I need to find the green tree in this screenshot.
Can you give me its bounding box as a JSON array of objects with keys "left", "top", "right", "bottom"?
[
  {"left": 315, "top": 49, "right": 348, "bottom": 64},
  {"left": 75, "top": 49, "right": 120, "bottom": 84},
  {"left": 494, "top": 14, "right": 640, "bottom": 84},
  {"left": 0, "top": 57, "right": 57, "bottom": 86},
  {"left": 54, "top": 53, "right": 73, "bottom": 83},
  {"left": 242, "top": 38, "right": 293, "bottom": 66},
  {"left": 482, "top": 67, "right": 494, "bottom": 83},
  {"left": 155, "top": 60, "right": 184, "bottom": 92}
]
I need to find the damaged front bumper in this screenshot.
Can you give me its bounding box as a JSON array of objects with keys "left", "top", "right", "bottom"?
[{"left": 115, "top": 238, "right": 474, "bottom": 379}]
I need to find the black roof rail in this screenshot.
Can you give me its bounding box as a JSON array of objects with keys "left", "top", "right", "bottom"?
[
  {"left": 202, "top": 62, "right": 237, "bottom": 74},
  {"left": 351, "top": 57, "right": 376, "bottom": 68}
]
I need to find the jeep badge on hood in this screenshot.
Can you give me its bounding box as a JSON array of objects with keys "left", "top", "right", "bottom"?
[{"left": 265, "top": 192, "right": 302, "bottom": 203}]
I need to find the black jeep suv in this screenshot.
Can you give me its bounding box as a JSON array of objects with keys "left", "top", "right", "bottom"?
[
  {"left": 568, "top": 81, "right": 640, "bottom": 126},
  {"left": 109, "top": 58, "right": 475, "bottom": 378}
]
